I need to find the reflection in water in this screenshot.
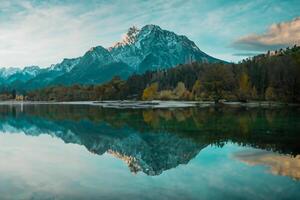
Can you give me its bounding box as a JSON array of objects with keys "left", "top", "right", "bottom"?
[
  {"left": 0, "top": 133, "right": 147, "bottom": 200},
  {"left": 0, "top": 104, "right": 299, "bottom": 176},
  {"left": 234, "top": 150, "right": 300, "bottom": 180},
  {"left": 0, "top": 104, "right": 300, "bottom": 199}
]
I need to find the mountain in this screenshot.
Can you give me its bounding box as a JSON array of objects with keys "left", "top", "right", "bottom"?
[
  {"left": 0, "top": 66, "right": 42, "bottom": 91},
  {"left": 109, "top": 25, "right": 221, "bottom": 72},
  {"left": 50, "top": 46, "right": 133, "bottom": 86},
  {"left": 0, "top": 24, "right": 223, "bottom": 91},
  {"left": 0, "top": 67, "right": 21, "bottom": 79},
  {"left": 24, "top": 58, "right": 81, "bottom": 90},
  {"left": 0, "top": 67, "right": 20, "bottom": 85},
  {"left": 7, "top": 66, "right": 41, "bottom": 83}
]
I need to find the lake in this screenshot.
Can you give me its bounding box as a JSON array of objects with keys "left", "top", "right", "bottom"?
[{"left": 0, "top": 104, "right": 299, "bottom": 200}]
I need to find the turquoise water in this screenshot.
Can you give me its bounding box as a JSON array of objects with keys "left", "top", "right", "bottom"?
[{"left": 0, "top": 104, "right": 299, "bottom": 200}]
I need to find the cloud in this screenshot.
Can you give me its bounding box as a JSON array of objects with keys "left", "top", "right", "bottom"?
[
  {"left": 0, "top": 0, "right": 200, "bottom": 67},
  {"left": 0, "top": 2, "right": 95, "bottom": 67},
  {"left": 0, "top": 0, "right": 251, "bottom": 67},
  {"left": 0, "top": 0, "right": 299, "bottom": 66},
  {"left": 232, "top": 17, "right": 300, "bottom": 51},
  {"left": 234, "top": 149, "right": 300, "bottom": 180}
]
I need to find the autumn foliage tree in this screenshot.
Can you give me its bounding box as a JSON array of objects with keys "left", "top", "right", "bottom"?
[
  {"left": 238, "top": 73, "right": 251, "bottom": 102},
  {"left": 192, "top": 80, "right": 202, "bottom": 100},
  {"left": 142, "top": 82, "right": 159, "bottom": 100}
]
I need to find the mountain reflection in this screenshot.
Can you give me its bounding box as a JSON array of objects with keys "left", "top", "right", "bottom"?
[{"left": 0, "top": 104, "right": 299, "bottom": 176}]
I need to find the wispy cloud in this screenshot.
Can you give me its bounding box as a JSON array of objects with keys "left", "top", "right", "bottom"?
[
  {"left": 0, "top": 0, "right": 299, "bottom": 67},
  {"left": 0, "top": 0, "right": 196, "bottom": 67},
  {"left": 0, "top": 1, "right": 97, "bottom": 67},
  {"left": 232, "top": 17, "right": 300, "bottom": 51}
]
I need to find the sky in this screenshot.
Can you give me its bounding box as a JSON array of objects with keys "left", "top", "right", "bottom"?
[{"left": 0, "top": 0, "right": 299, "bottom": 68}]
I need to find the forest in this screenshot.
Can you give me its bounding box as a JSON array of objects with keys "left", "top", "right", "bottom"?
[{"left": 2, "top": 46, "right": 300, "bottom": 103}]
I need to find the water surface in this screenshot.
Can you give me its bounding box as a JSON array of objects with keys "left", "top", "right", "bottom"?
[{"left": 0, "top": 104, "right": 299, "bottom": 200}]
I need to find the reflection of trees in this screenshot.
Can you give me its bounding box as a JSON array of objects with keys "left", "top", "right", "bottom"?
[
  {"left": 0, "top": 107, "right": 205, "bottom": 176},
  {"left": 0, "top": 105, "right": 299, "bottom": 156}
]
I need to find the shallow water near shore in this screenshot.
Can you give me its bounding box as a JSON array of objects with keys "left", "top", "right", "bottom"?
[{"left": 0, "top": 104, "right": 299, "bottom": 200}]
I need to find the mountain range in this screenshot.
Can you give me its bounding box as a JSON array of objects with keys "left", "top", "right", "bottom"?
[{"left": 0, "top": 25, "right": 223, "bottom": 91}]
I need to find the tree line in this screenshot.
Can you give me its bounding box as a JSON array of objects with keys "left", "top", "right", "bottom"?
[{"left": 12, "top": 46, "right": 300, "bottom": 103}]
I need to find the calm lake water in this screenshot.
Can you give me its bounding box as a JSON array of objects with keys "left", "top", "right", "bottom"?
[{"left": 0, "top": 104, "right": 299, "bottom": 200}]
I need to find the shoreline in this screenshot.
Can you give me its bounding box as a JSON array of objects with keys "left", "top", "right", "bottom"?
[{"left": 0, "top": 100, "right": 299, "bottom": 109}]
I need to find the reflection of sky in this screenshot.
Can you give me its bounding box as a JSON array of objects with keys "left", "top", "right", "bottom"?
[
  {"left": 233, "top": 149, "right": 300, "bottom": 180},
  {"left": 0, "top": 132, "right": 300, "bottom": 200}
]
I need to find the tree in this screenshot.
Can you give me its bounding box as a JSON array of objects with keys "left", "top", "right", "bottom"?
[
  {"left": 174, "top": 82, "right": 187, "bottom": 99},
  {"left": 192, "top": 80, "right": 202, "bottom": 100},
  {"left": 238, "top": 73, "right": 251, "bottom": 102},
  {"left": 12, "top": 89, "right": 16, "bottom": 99},
  {"left": 142, "top": 82, "right": 158, "bottom": 100},
  {"left": 201, "top": 65, "right": 235, "bottom": 103},
  {"left": 251, "top": 86, "right": 258, "bottom": 100},
  {"left": 158, "top": 90, "right": 173, "bottom": 100},
  {"left": 24, "top": 46, "right": 300, "bottom": 103},
  {"left": 265, "top": 86, "right": 276, "bottom": 101}
]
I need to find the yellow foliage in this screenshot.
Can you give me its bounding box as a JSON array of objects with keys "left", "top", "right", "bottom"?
[
  {"left": 158, "top": 90, "right": 174, "bottom": 100},
  {"left": 142, "top": 82, "right": 158, "bottom": 100},
  {"left": 192, "top": 80, "right": 202, "bottom": 98},
  {"left": 174, "top": 82, "right": 187, "bottom": 99},
  {"left": 238, "top": 73, "right": 251, "bottom": 101}
]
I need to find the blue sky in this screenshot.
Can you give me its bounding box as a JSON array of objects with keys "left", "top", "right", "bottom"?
[{"left": 0, "top": 0, "right": 299, "bottom": 67}]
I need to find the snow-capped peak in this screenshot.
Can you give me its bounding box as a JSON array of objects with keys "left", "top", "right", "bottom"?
[
  {"left": 108, "top": 24, "right": 220, "bottom": 72},
  {"left": 112, "top": 26, "right": 140, "bottom": 48},
  {"left": 122, "top": 26, "right": 140, "bottom": 44},
  {"left": 22, "top": 66, "right": 41, "bottom": 76},
  {"left": 140, "top": 24, "right": 161, "bottom": 32},
  {"left": 0, "top": 67, "right": 21, "bottom": 78}
]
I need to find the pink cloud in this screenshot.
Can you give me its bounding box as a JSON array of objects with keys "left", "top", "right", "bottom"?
[{"left": 233, "top": 17, "right": 300, "bottom": 51}]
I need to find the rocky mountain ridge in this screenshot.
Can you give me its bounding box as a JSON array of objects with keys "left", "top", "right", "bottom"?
[{"left": 0, "top": 25, "right": 223, "bottom": 91}]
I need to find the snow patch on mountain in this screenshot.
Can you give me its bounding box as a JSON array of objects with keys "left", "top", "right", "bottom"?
[
  {"left": 82, "top": 46, "right": 115, "bottom": 65},
  {"left": 0, "top": 67, "right": 21, "bottom": 78},
  {"left": 112, "top": 26, "right": 140, "bottom": 48},
  {"left": 109, "top": 24, "right": 220, "bottom": 72},
  {"left": 50, "top": 58, "right": 81, "bottom": 73},
  {"left": 22, "top": 66, "right": 41, "bottom": 76}
]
